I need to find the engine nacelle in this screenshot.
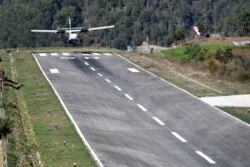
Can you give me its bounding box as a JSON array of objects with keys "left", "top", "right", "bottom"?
[{"left": 80, "top": 28, "right": 89, "bottom": 33}]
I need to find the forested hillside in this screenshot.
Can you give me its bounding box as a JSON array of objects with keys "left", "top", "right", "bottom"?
[{"left": 0, "top": 0, "right": 249, "bottom": 48}]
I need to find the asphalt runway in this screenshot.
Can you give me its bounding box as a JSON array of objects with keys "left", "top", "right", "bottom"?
[{"left": 34, "top": 52, "right": 250, "bottom": 167}]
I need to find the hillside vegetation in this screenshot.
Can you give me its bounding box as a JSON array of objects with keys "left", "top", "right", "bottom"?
[{"left": 0, "top": 0, "right": 249, "bottom": 48}]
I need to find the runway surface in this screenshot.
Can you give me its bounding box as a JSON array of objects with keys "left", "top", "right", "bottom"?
[{"left": 34, "top": 52, "right": 250, "bottom": 167}]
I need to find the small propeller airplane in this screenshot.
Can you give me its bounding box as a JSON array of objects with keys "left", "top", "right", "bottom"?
[{"left": 31, "top": 17, "right": 114, "bottom": 41}]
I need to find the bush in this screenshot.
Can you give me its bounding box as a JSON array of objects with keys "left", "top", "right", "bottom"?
[
  {"left": 215, "top": 48, "right": 234, "bottom": 63},
  {"left": 204, "top": 52, "right": 217, "bottom": 74},
  {"left": 184, "top": 44, "right": 207, "bottom": 63},
  {"left": 0, "top": 117, "right": 13, "bottom": 139}
]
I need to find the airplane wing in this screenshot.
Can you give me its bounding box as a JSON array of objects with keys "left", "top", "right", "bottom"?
[
  {"left": 88, "top": 25, "right": 115, "bottom": 31},
  {"left": 31, "top": 30, "right": 58, "bottom": 33}
]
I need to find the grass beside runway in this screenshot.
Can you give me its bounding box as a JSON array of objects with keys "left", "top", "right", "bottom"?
[
  {"left": 219, "top": 107, "right": 250, "bottom": 124},
  {"left": 1, "top": 49, "right": 96, "bottom": 166}
]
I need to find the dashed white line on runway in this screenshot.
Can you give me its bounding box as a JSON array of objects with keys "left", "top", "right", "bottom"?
[
  {"left": 82, "top": 53, "right": 90, "bottom": 56},
  {"left": 105, "top": 79, "right": 111, "bottom": 83},
  {"left": 94, "top": 57, "right": 100, "bottom": 60},
  {"left": 195, "top": 151, "right": 216, "bottom": 164},
  {"left": 90, "top": 67, "right": 96, "bottom": 71},
  {"left": 97, "top": 73, "right": 103, "bottom": 77},
  {"left": 171, "top": 132, "right": 187, "bottom": 143},
  {"left": 125, "top": 94, "right": 133, "bottom": 101},
  {"left": 127, "top": 68, "right": 140, "bottom": 73},
  {"left": 114, "top": 85, "right": 122, "bottom": 91},
  {"left": 90, "top": 67, "right": 95, "bottom": 71},
  {"left": 50, "top": 69, "right": 59, "bottom": 74},
  {"left": 152, "top": 117, "right": 165, "bottom": 126},
  {"left": 84, "top": 57, "right": 90, "bottom": 59},
  {"left": 84, "top": 62, "right": 89, "bottom": 66},
  {"left": 137, "top": 104, "right": 147, "bottom": 112}
]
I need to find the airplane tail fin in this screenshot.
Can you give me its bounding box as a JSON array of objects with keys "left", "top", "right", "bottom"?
[{"left": 69, "top": 17, "right": 72, "bottom": 31}]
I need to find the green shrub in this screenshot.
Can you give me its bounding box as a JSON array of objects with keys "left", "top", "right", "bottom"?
[
  {"left": 215, "top": 48, "right": 234, "bottom": 63},
  {"left": 0, "top": 117, "right": 13, "bottom": 139},
  {"left": 184, "top": 44, "right": 207, "bottom": 63}
]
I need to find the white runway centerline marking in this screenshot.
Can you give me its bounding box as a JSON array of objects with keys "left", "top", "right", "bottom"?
[
  {"left": 51, "top": 53, "right": 58, "bottom": 56},
  {"left": 152, "top": 117, "right": 165, "bottom": 126},
  {"left": 84, "top": 62, "right": 89, "bottom": 66},
  {"left": 62, "top": 53, "right": 70, "bottom": 56},
  {"left": 114, "top": 85, "right": 122, "bottom": 91},
  {"left": 125, "top": 94, "right": 133, "bottom": 101},
  {"left": 171, "top": 132, "right": 187, "bottom": 143},
  {"left": 49, "top": 69, "right": 59, "bottom": 74},
  {"left": 137, "top": 104, "right": 147, "bottom": 112},
  {"left": 82, "top": 53, "right": 90, "bottom": 56},
  {"left": 90, "top": 67, "right": 96, "bottom": 71},
  {"left": 195, "top": 151, "right": 216, "bottom": 164},
  {"left": 127, "top": 68, "right": 140, "bottom": 73},
  {"left": 97, "top": 73, "right": 103, "bottom": 77},
  {"left": 84, "top": 57, "right": 90, "bottom": 59},
  {"left": 94, "top": 57, "right": 100, "bottom": 60},
  {"left": 105, "top": 79, "right": 111, "bottom": 83},
  {"left": 39, "top": 53, "right": 47, "bottom": 57},
  {"left": 92, "top": 53, "right": 101, "bottom": 56}
]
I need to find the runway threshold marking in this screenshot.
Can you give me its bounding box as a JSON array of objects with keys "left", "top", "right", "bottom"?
[
  {"left": 97, "top": 73, "right": 103, "bottom": 77},
  {"left": 62, "top": 53, "right": 70, "bottom": 56},
  {"left": 171, "top": 132, "right": 187, "bottom": 143},
  {"left": 84, "top": 57, "right": 90, "bottom": 59},
  {"left": 195, "top": 151, "right": 216, "bottom": 164},
  {"left": 94, "top": 57, "right": 100, "bottom": 60},
  {"left": 105, "top": 79, "right": 111, "bottom": 83},
  {"left": 39, "top": 53, "right": 47, "bottom": 57},
  {"left": 152, "top": 117, "right": 165, "bottom": 126},
  {"left": 82, "top": 53, "right": 90, "bottom": 56},
  {"left": 92, "top": 53, "right": 101, "bottom": 56},
  {"left": 125, "top": 94, "right": 133, "bottom": 101},
  {"left": 103, "top": 53, "right": 113, "bottom": 56},
  {"left": 137, "top": 104, "right": 147, "bottom": 112},
  {"left": 49, "top": 69, "right": 59, "bottom": 74},
  {"left": 51, "top": 53, "right": 58, "bottom": 56},
  {"left": 90, "top": 67, "right": 96, "bottom": 71},
  {"left": 84, "top": 62, "right": 89, "bottom": 66},
  {"left": 114, "top": 85, "right": 122, "bottom": 91},
  {"left": 60, "top": 57, "right": 75, "bottom": 60}
]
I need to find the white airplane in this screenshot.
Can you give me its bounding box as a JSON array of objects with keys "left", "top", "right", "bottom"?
[{"left": 31, "top": 18, "right": 115, "bottom": 41}]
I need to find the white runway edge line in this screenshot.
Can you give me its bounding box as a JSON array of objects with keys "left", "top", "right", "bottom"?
[
  {"left": 90, "top": 67, "right": 96, "bottom": 71},
  {"left": 152, "top": 117, "right": 165, "bottom": 126},
  {"left": 114, "top": 85, "right": 122, "bottom": 91},
  {"left": 33, "top": 54, "right": 103, "bottom": 167},
  {"left": 115, "top": 53, "right": 250, "bottom": 127},
  {"left": 125, "top": 94, "right": 133, "bottom": 101},
  {"left": 171, "top": 132, "right": 187, "bottom": 143},
  {"left": 137, "top": 104, "right": 147, "bottom": 112},
  {"left": 97, "top": 73, "right": 103, "bottom": 77},
  {"left": 105, "top": 79, "right": 111, "bottom": 83},
  {"left": 84, "top": 62, "right": 89, "bottom": 66},
  {"left": 195, "top": 151, "right": 216, "bottom": 164}
]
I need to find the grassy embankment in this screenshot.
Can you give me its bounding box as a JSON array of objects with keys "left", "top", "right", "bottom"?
[
  {"left": 160, "top": 44, "right": 250, "bottom": 124},
  {"left": 1, "top": 49, "right": 96, "bottom": 166}
]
